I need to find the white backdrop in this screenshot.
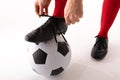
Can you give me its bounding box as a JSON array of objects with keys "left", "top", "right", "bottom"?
[{"left": 0, "top": 0, "right": 120, "bottom": 80}]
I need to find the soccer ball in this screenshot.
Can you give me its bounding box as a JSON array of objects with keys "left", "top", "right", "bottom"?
[{"left": 28, "top": 35, "right": 71, "bottom": 77}]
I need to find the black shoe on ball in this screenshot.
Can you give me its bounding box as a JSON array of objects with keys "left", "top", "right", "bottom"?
[{"left": 25, "top": 16, "right": 67, "bottom": 44}]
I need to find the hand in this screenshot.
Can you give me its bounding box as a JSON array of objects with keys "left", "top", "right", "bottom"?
[
  {"left": 35, "top": 0, "right": 51, "bottom": 16},
  {"left": 64, "top": 0, "right": 83, "bottom": 25}
]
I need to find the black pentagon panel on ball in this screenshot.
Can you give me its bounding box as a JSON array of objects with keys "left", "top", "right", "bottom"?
[
  {"left": 50, "top": 67, "right": 64, "bottom": 76},
  {"left": 57, "top": 42, "right": 69, "bottom": 56},
  {"left": 33, "top": 49, "right": 47, "bottom": 64}
]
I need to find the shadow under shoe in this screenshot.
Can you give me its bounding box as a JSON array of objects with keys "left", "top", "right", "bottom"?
[
  {"left": 91, "top": 36, "right": 108, "bottom": 60},
  {"left": 25, "top": 17, "right": 68, "bottom": 44}
]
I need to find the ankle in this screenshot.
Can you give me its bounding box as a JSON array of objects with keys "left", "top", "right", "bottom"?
[{"left": 96, "top": 35, "right": 108, "bottom": 39}]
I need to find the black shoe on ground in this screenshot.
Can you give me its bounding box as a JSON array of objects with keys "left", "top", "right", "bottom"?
[
  {"left": 91, "top": 36, "right": 108, "bottom": 60},
  {"left": 25, "top": 16, "right": 67, "bottom": 44}
]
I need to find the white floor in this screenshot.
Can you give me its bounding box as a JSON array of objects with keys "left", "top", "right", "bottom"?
[{"left": 0, "top": 0, "right": 120, "bottom": 80}]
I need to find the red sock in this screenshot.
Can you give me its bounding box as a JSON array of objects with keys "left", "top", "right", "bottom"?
[
  {"left": 53, "top": 0, "right": 67, "bottom": 18},
  {"left": 98, "top": 0, "right": 120, "bottom": 38}
]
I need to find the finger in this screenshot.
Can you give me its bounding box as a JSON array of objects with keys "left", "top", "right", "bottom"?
[
  {"left": 71, "top": 20, "right": 75, "bottom": 24},
  {"left": 39, "top": 5, "right": 43, "bottom": 15},
  {"left": 35, "top": 4, "right": 39, "bottom": 15},
  {"left": 69, "top": 15, "right": 76, "bottom": 24},
  {"left": 70, "top": 18, "right": 75, "bottom": 24},
  {"left": 75, "top": 18, "right": 80, "bottom": 22},
  {"left": 67, "top": 20, "right": 71, "bottom": 25},
  {"left": 45, "top": 7, "right": 48, "bottom": 15},
  {"left": 74, "top": 15, "right": 80, "bottom": 22},
  {"left": 78, "top": 12, "right": 83, "bottom": 18},
  {"left": 65, "top": 17, "right": 71, "bottom": 25}
]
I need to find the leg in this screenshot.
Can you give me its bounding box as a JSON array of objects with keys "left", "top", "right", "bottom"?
[
  {"left": 53, "top": 0, "right": 67, "bottom": 18},
  {"left": 91, "top": 0, "right": 120, "bottom": 60},
  {"left": 98, "top": 0, "right": 120, "bottom": 38}
]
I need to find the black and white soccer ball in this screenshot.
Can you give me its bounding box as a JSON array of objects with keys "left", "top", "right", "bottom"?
[{"left": 28, "top": 35, "right": 71, "bottom": 77}]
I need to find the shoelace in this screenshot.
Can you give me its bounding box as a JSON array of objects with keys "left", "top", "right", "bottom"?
[{"left": 40, "top": 14, "right": 68, "bottom": 45}]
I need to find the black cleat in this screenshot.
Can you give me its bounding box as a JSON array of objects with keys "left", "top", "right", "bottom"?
[
  {"left": 91, "top": 36, "right": 108, "bottom": 60},
  {"left": 25, "top": 16, "right": 67, "bottom": 44}
]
